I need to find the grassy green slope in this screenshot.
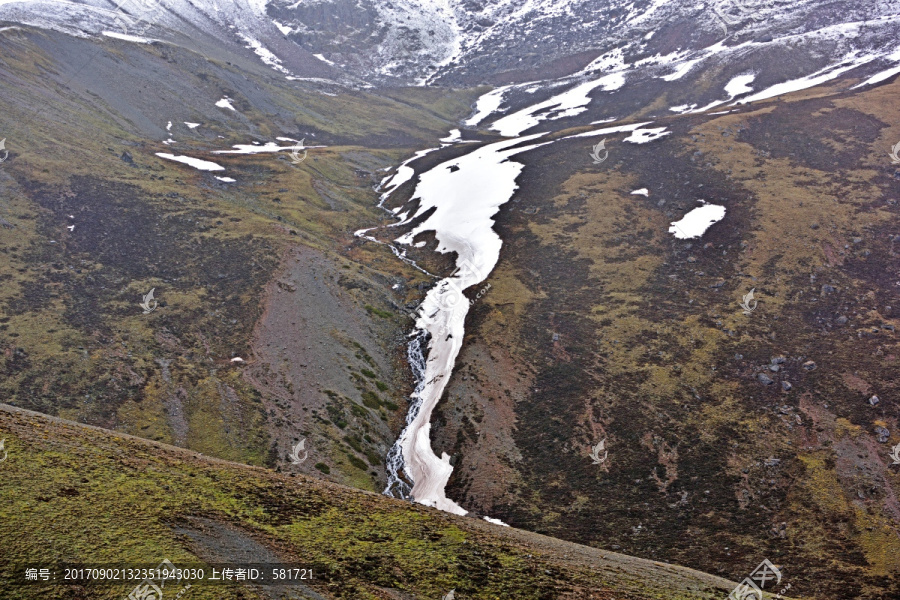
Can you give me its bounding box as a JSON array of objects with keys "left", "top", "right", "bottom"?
[{"left": 0, "top": 403, "right": 760, "bottom": 600}]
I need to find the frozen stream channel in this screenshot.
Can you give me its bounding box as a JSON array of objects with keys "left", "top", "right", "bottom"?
[{"left": 381, "top": 133, "right": 548, "bottom": 514}]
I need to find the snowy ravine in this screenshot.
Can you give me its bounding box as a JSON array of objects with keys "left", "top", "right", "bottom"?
[{"left": 382, "top": 134, "right": 548, "bottom": 514}]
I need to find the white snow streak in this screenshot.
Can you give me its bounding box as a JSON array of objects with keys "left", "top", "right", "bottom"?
[
  {"left": 491, "top": 73, "right": 626, "bottom": 137},
  {"left": 155, "top": 153, "right": 225, "bottom": 171}
]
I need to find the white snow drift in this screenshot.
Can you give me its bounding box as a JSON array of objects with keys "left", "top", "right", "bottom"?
[{"left": 668, "top": 202, "right": 726, "bottom": 239}]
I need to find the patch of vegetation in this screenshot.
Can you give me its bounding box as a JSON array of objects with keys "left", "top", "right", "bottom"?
[
  {"left": 343, "top": 434, "right": 363, "bottom": 453},
  {"left": 361, "top": 391, "right": 381, "bottom": 410},
  {"left": 0, "top": 405, "right": 740, "bottom": 599},
  {"left": 364, "top": 448, "right": 382, "bottom": 466},
  {"left": 345, "top": 453, "right": 368, "bottom": 471},
  {"left": 364, "top": 304, "right": 393, "bottom": 318},
  {"left": 324, "top": 400, "right": 348, "bottom": 429}
]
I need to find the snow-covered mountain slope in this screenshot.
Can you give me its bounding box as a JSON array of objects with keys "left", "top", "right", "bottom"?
[
  {"left": 0, "top": 0, "right": 354, "bottom": 85},
  {"left": 264, "top": 0, "right": 900, "bottom": 87},
  {"left": 3, "top": 0, "right": 899, "bottom": 89},
  {"left": 466, "top": 15, "right": 900, "bottom": 138}
]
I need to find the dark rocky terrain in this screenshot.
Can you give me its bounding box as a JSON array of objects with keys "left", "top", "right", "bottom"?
[{"left": 424, "top": 77, "right": 900, "bottom": 599}]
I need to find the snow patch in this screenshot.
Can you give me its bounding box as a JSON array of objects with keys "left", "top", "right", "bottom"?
[
  {"left": 377, "top": 146, "right": 443, "bottom": 204},
  {"left": 388, "top": 134, "right": 551, "bottom": 515},
  {"left": 464, "top": 85, "right": 514, "bottom": 127},
  {"left": 623, "top": 127, "right": 671, "bottom": 144},
  {"left": 211, "top": 142, "right": 326, "bottom": 155},
  {"left": 852, "top": 47, "right": 900, "bottom": 88},
  {"left": 155, "top": 153, "right": 224, "bottom": 171},
  {"left": 564, "top": 122, "right": 653, "bottom": 139},
  {"left": 725, "top": 73, "right": 756, "bottom": 98},
  {"left": 215, "top": 97, "right": 236, "bottom": 111},
  {"left": 854, "top": 63, "right": 900, "bottom": 88},
  {"left": 239, "top": 34, "right": 291, "bottom": 75},
  {"left": 661, "top": 57, "right": 704, "bottom": 81},
  {"left": 491, "top": 72, "right": 627, "bottom": 137},
  {"left": 102, "top": 31, "right": 154, "bottom": 43},
  {"left": 440, "top": 129, "right": 462, "bottom": 143},
  {"left": 736, "top": 51, "right": 879, "bottom": 104},
  {"left": 272, "top": 20, "right": 292, "bottom": 36},
  {"left": 313, "top": 53, "right": 335, "bottom": 66},
  {"left": 669, "top": 202, "right": 726, "bottom": 239},
  {"left": 285, "top": 76, "right": 342, "bottom": 85},
  {"left": 580, "top": 47, "right": 627, "bottom": 74}
]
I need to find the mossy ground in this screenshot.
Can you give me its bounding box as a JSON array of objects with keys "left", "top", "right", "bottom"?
[{"left": 0, "top": 404, "right": 750, "bottom": 599}]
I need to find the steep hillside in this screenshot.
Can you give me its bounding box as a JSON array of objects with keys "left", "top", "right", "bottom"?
[
  {"left": 0, "top": 22, "right": 474, "bottom": 492},
  {"left": 0, "top": 403, "right": 753, "bottom": 599},
  {"left": 408, "top": 53, "right": 900, "bottom": 600}
]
